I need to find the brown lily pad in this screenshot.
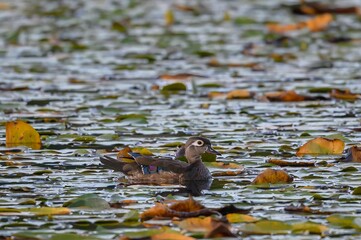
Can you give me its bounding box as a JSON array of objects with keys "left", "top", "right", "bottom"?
[{"left": 252, "top": 168, "right": 293, "bottom": 185}]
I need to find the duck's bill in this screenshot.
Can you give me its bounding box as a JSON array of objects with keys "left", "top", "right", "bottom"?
[{"left": 206, "top": 146, "right": 221, "bottom": 155}]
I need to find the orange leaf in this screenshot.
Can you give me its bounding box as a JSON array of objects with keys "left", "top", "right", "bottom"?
[
  {"left": 208, "top": 91, "right": 227, "bottom": 99},
  {"left": 117, "top": 146, "right": 133, "bottom": 159},
  {"left": 345, "top": 146, "right": 361, "bottom": 162},
  {"left": 305, "top": 14, "right": 333, "bottom": 32},
  {"left": 330, "top": 89, "right": 359, "bottom": 101},
  {"left": 151, "top": 232, "right": 195, "bottom": 240},
  {"left": 252, "top": 168, "right": 293, "bottom": 185},
  {"left": 226, "top": 89, "right": 254, "bottom": 99},
  {"left": 267, "top": 13, "right": 333, "bottom": 33},
  {"left": 267, "top": 22, "right": 303, "bottom": 34},
  {"left": 176, "top": 217, "right": 216, "bottom": 232},
  {"left": 159, "top": 73, "right": 204, "bottom": 81},
  {"left": 263, "top": 90, "right": 306, "bottom": 102},
  {"left": 140, "top": 197, "right": 205, "bottom": 220},
  {"left": 296, "top": 137, "right": 345, "bottom": 156},
  {"left": 6, "top": 120, "right": 41, "bottom": 150}
]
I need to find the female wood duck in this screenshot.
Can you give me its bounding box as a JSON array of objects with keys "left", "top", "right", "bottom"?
[{"left": 100, "top": 136, "right": 221, "bottom": 184}]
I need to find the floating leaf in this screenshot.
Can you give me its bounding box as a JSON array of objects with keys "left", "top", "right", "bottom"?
[
  {"left": 152, "top": 232, "right": 195, "bottom": 240},
  {"left": 111, "top": 21, "right": 127, "bottom": 33},
  {"left": 226, "top": 213, "right": 257, "bottom": 223},
  {"left": 291, "top": 2, "right": 361, "bottom": 15},
  {"left": 0, "top": 207, "right": 70, "bottom": 216},
  {"left": 263, "top": 90, "right": 307, "bottom": 102},
  {"left": 165, "top": 9, "right": 174, "bottom": 26},
  {"left": 327, "top": 215, "right": 361, "bottom": 230},
  {"left": 330, "top": 89, "right": 359, "bottom": 101},
  {"left": 226, "top": 89, "right": 254, "bottom": 99},
  {"left": 159, "top": 73, "right": 205, "bottom": 81},
  {"left": 27, "top": 207, "right": 70, "bottom": 216},
  {"left": 239, "top": 220, "right": 292, "bottom": 234},
  {"left": 132, "top": 147, "right": 153, "bottom": 156},
  {"left": 296, "top": 137, "right": 345, "bottom": 156},
  {"left": 63, "top": 194, "right": 110, "bottom": 210},
  {"left": 6, "top": 120, "right": 41, "bottom": 150},
  {"left": 176, "top": 217, "right": 218, "bottom": 232},
  {"left": 252, "top": 168, "right": 293, "bottom": 185},
  {"left": 13, "top": 232, "right": 101, "bottom": 240},
  {"left": 207, "top": 58, "right": 261, "bottom": 68},
  {"left": 344, "top": 146, "right": 361, "bottom": 162},
  {"left": 116, "top": 114, "right": 148, "bottom": 124},
  {"left": 161, "top": 82, "right": 187, "bottom": 93},
  {"left": 268, "top": 14, "right": 333, "bottom": 33},
  {"left": 352, "top": 187, "right": 361, "bottom": 195},
  {"left": 292, "top": 222, "right": 328, "bottom": 235},
  {"left": 141, "top": 197, "right": 205, "bottom": 220},
  {"left": 117, "top": 146, "right": 133, "bottom": 159}
]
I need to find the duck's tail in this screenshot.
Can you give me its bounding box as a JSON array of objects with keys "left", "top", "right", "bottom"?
[{"left": 99, "top": 155, "right": 140, "bottom": 175}]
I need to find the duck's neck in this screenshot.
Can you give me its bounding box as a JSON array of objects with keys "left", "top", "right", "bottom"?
[{"left": 185, "top": 151, "right": 202, "bottom": 164}]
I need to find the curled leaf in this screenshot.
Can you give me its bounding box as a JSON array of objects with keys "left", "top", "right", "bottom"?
[
  {"left": 252, "top": 168, "right": 293, "bottom": 185},
  {"left": 344, "top": 146, "right": 361, "bottom": 162},
  {"left": 141, "top": 197, "right": 206, "bottom": 220},
  {"left": 296, "top": 137, "right": 345, "bottom": 156}
]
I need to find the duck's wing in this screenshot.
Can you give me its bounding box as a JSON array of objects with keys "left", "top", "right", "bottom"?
[
  {"left": 99, "top": 155, "right": 141, "bottom": 175},
  {"left": 129, "top": 153, "right": 189, "bottom": 174}
]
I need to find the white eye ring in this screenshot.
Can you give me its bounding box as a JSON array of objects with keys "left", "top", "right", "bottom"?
[{"left": 192, "top": 140, "right": 204, "bottom": 146}]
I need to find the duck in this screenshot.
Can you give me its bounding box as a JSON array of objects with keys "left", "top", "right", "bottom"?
[{"left": 99, "top": 136, "right": 221, "bottom": 184}]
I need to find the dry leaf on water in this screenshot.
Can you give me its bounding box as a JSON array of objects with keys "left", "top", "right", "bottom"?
[
  {"left": 176, "top": 217, "right": 235, "bottom": 237},
  {"left": 226, "top": 89, "right": 254, "bottom": 99},
  {"left": 292, "top": 2, "right": 361, "bottom": 16},
  {"left": 330, "top": 89, "right": 359, "bottom": 101},
  {"left": 117, "top": 146, "right": 133, "bottom": 159},
  {"left": 141, "top": 197, "right": 206, "bottom": 220},
  {"left": 208, "top": 89, "right": 254, "bottom": 100},
  {"left": 344, "top": 146, "right": 361, "bottom": 162},
  {"left": 159, "top": 73, "right": 205, "bottom": 81},
  {"left": 263, "top": 90, "right": 307, "bottom": 102},
  {"left": 296, "top": 137, "right": 345, "bottom": 156},
  {"left": 207, "top": 58, "right": 261, "bottom": 69},
  {"left": 6, "top": 120, "right": 42, "bottom": 150},
  {"left": 268, "top": 13, "right": 333, "bottom": 33},
  {"left": 252, "top": 168, "right": 293, "bottom": 185}
]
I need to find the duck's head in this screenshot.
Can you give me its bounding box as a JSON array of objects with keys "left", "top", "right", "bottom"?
[{"left": 184, "top": 137, "right": 221, "bottom": 163}]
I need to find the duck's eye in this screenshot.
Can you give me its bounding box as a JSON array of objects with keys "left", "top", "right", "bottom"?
[{"left": 195, "top": 140, "right": 204, "bottom": 146}]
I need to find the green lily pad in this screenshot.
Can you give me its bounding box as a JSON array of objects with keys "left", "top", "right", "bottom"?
[{"left": 63, "top": 194, "right": 110, "bottom": 210}]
